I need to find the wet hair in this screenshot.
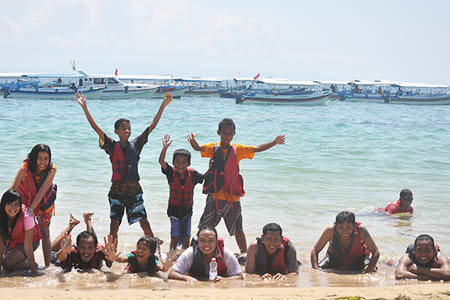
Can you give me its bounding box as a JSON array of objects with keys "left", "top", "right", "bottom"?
[
  {"left": 400, "top": 189, "right": 413, "bottom": 200},
  {"left": 196, "top": 225, "right": 218, "bottom": 239},
  {"left": 27, "top": 144, "right": 52, "bottom": 173},
  {"left": 137, "top": 236, "right": 157, "bottom": 254},
  {"left": 335, "top": 211, "right": 356, "bottom": 225},
  {"left": 173, "top": 149, "right": 191, "bottom": 165},
  {"left": 76, "top": 230, "right": 98, "bottom": 247},
  {"left": 218, "top": 118, "right": 236, "bottom": 132},
  {"left": 114, "top": 118, "right": 130, "bottom": 130},
  {"left": 262, "top": 223, "right": 283, "bottom": 236},
  {"left": 414, "top": 234, "right": 435, "bottom": 250},
  {"left": 0, "top": 190, "right": 23, "bottom": 238}
]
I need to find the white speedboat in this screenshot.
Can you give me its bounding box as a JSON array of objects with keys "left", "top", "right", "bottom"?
[
  {"left": 118, "top": 75, "right": 189, "bottom": 99},
  {"left": 7, "top": 85, "right": 105, "bottom": 99}
]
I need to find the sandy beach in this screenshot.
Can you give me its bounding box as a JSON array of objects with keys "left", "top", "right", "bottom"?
[{"left": 3, "top": 283, "right": 450, "bottom": 300}]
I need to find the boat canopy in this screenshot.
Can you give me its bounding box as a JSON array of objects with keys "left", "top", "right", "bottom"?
[
  {"left": 391, "top": 82, "right": 448, "bottom": 89},
  {"left": 174, "top": 77, "right": 223, "bottom": 83},
  {"left": 314, "top": 80, "right": 351, "bottom": 85},
  {"left": 257, "top": 79, "right": 318, "bottom": 86},
  {"left": 351, "top": 79, "right": 397, "bottom": 86},
  {"left": 233, "top": 77, "right": 257, "bottom": 82},
  {"left": 118, "top": 75, "right": 173, "bottom": 81}
]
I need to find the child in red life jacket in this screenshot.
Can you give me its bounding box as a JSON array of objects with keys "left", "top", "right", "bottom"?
[
  {"left": 53, "top": 212, "right": 113, "bottom": 271},
  {"left": 75, "top": 92, "right": 171, "bottom": 244},
  {"left": 10, "top": 144, "right": 57, "bottom": 267},
  {"left": 395, "top": 234, "right": 450, "bottom": 281},
  {"left": 168, "top": 225, "right": 242, "bottom": 282},
  {"left": 0, "top": 190, "right": 41, "bottom": 275},
  {"left": 188, "top": 118, "right": 285, "bottom": 254},
  {"left": 102, "top": 236, "right": 173, "bottom": 275},
  {"left": 245, "top": 223, "right": 299, "bottom": 280},
  {"left": 159, "top": 134, "right": 204, "bottom": 251},
  {"left": 311, "top": 211, "right": 380, "bottom": 273},
  {"left": 383, "top": 189, "right": 414, "bottom": 215}
]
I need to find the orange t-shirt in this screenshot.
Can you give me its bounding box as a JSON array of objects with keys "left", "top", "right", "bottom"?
[{"left": 201, "top": 142, "right": 254, "bottom": 202}]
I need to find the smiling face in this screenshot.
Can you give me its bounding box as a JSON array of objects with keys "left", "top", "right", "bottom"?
[
  {"left": 115, "top": 121, "right": 131, "bottom": 142},
  {"left": 36, "top": 151, "right": 50, "bottom": 174},
  {"left": 197, "top": 229, "right": 217, "bottom": 256},
  {"left": 414, "top": 239, "right": 435, "bottom": 266},
  {"left": 78, "top": 236, "right": 96, "bottom": 262},
  {"left": 336, "top": 221, "right": 355, "bottom": 241},
  {"left": 135, "top": 241, "right": 153, "bottom": 261},
  {"left": 262, "top": 230, "right": 283, "bottom": 256},
  {"left": 173, "top": 154, "right": 190, "bottom": 175},
  {"left": 5, "top": 200, "right": 21, "bottom": 219}
]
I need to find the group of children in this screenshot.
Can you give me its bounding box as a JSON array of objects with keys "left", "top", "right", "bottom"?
[{"left": 0, "top": 91, "right": 449, "bottom": 282}]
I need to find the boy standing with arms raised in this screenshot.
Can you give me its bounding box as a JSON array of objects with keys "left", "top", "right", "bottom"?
[
  {"left": 188, "top": 118, "right": 284, "bottom": 254},
  {"left": 75, "top": 92, "right": 171, "bottom": 243}
]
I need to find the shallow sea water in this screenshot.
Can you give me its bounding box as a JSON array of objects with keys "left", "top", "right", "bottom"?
[{"left": 0, "top": 96, "right": 449, "bottom": 288}]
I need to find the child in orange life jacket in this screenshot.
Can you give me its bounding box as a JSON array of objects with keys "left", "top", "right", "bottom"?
[
  {"left": 383, "top": 189, "right": 414, "bottom": 215},
  {"left": 75, "top": 92, "right": 171, "bottom": 244},
  {"left": 188, "top": 118, "right": 285, "bottom": 254},
  {"left": 102, "top": 235, "right": 174, "bottom": 275},
  {"left": 159, "top": 134, "right": 204, "bottom": 251},
  {"left": 53, "top": 212, "right": 113, "bottom": 271},
  {"left": 311, "top": 211, "right": 380, "bottom": 273},
  {"left": 395, "top": 234, "right": 450, "bottom": 281},
  {"left": 245, "top": 223, "right": 299, "bottom": 280},
  {"left": 0, "top": 190, "right": 41, "bottom": 275},
  {"left": 10, "top": 144, "right": 57, "bottom": 267}
]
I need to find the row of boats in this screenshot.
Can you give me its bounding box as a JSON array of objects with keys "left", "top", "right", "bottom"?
[{"left": 1, "top": 65, "right": 449, "bottom": 105}]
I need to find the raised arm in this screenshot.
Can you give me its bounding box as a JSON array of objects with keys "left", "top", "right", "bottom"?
[
  {"left": 310, "top": 226, "right": 333, "bottom": 269},
  {"left": 29, "top": 167, "right": 56, "bottom": 211},
  {"left": 253, "top": 134, "right": 285, "bottom": 153},
  {"left": 188, "top": 133, "right": 205, "bottom": 152},
  {"left": 159, "top": 134, "right": 173, "bottom": 171},
  {"left": 75, "top": 92, "right": 105, "bottom": 139},
  {"left": 147, "top": 93, "right": 171, "bottom": 133},
  {"left": 359, "top": 225, "right": 380, "bottom": 273},
  {"left": 55, "top": 232, "right": 73, "bottom": 263}
]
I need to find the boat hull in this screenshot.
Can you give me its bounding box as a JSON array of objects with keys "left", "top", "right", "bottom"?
[
  {"left": 388, "top": 95, "right": 450, "bottom": 105},
  {"left": 99, "top": 87, "right": 157, "bottom": 99},
  {"left": 151, "top": 86, "right": 189, "bottom": 99},
  {"left": 7, "top": 87, "right": 104, "bottom": 99},
  {"left": 237, "top": 91, "right": 331, "bottom": 105}
]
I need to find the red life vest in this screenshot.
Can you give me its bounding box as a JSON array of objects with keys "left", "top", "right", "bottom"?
[
  {"left": 327, "top": 221, "right": 370, "bottom": 270},
  {"left": 6, "top": 205, "right": 42, "bottom": 250},
  {"left": 255, "top": 236, "right": 290, "bottom": 275},
  {"left": 110, "top": 142, "right": 140, "bottom": 181},
  {"left": 384, "top": 199, "right": 413, "bottom": 214},
  {"left": 168, "top": 168, "right": 194, "bottom": 207},
  {"left": 189, "top": 237, "right": 228, "bottom": 280},
  {"left": 17, "top": 160, "right": 57, "bottom": 214}
]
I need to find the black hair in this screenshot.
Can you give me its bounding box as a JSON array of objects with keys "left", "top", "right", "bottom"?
[
  {"left": 400, "top": 189, "right": 413, "bottom": 199},
  {"left": 27, "top": 144, "right": 52, "bottom": 174},
  {"left": 137, "top": 236, "right": 157, "bottom": 254},
  {"left": 414, "top": 234, "right": 435, "bottom": 250},
  {"left": 173, "top": 149, "right": 191, "bottom": 165},
  {"left": 196, "top": 225, "right": 218, "bottom": 239},
  {"left": 76, "top": 230, "right": 98, "bottom": 247},
  {"left": 335, "top": 211, "right": 356, "bottom": 225},
  {"left": 218, "top": 118, "right": 236, "bottom": 132},
  {"left": 0, "top": 190, "right": 23, "bottom": 239},
  {"left": 114, "top": 118, "right": 130, "bottom": 130},
  {"left": 262, "top": 223, "right": 283, "bottom": 236}
]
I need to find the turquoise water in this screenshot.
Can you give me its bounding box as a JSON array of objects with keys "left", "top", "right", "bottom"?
[{"left": 0, "top": 96, "right": 449, "bottom": 287}]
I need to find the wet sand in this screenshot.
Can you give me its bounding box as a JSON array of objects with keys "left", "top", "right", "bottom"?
[{"left": 3, "top": 283, "right": 450, "bottom": 300}]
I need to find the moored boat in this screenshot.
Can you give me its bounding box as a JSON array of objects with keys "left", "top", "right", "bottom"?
[
  {"left": 386, "top": 82, "right": 450, "bottom": 105},
  {"left": 174, "top": 77, "right": 223, "bottom": 97}
]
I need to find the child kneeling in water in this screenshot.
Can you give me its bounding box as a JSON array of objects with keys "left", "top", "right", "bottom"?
[{"left": 103, "top": 236, "right": 173, "bottom": 275}]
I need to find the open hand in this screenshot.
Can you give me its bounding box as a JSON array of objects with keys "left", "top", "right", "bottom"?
[
  {"left": 74, "top": 92, "right": 87, "bottom": 106},
  {"left": 103, "top": 235, "right": 120, "bottom": 262},
  {"left": 187, "top": 133, "right": 197, "bottom": 142},
  {"left": 272, "top": 273, "right": 287, "bottom": 280},
  {"left": 162, "top": 134, "right": 173, "bottom": 148},
  {"left": 274, "top": 134, "right": 285, "bottom": 145},
  {"left": 60, "top": 233, "right": 72, "bottom": 253}
]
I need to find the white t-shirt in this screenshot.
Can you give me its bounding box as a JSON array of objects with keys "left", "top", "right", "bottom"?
[{"left": 172, "top": 247, "right": 241, "bottom": 277}]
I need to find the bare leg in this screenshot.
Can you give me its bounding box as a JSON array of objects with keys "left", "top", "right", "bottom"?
[
  {"left": 83, "top": 212, "right": 94, "bottom": 232},
  {"left": 2, "top": 249, "right": 28, "bottom": 271},
  {"left": 182, "top": 236, "right": 190, "bottom": 249},
  {"left": 40, "top": 225, "right": 51, "bottom": 267},
  {"left": 110, "top": 219, "right": 120, "bottom": 243},
  {"left": 139, "top": 218, "right": 154, "bottom": 238},
  {"left": 235, "top": 230, "right": 247, "bottom": 254},
  {"left": 170, "top": 237, "right": 178, "bottom": 251},
  {"left": 51, "top": 213, "right": 80, "bottom": 252}
]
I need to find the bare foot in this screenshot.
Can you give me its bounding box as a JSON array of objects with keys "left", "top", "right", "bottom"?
[
  {"left": 69, "top": 213, "right": 80, "bottom": 227},
  {"left": 83, "top": 212, "right": 94, "bottom": 224}
]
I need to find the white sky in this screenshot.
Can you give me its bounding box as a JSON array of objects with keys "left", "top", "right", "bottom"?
[{"left": 1, "top": 0, "right": 449, "bottom": 83}]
